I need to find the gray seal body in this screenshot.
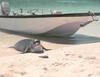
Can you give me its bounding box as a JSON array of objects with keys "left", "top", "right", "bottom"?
[{"left": 14, "top": 39, "right": 44, "bottom": 53}]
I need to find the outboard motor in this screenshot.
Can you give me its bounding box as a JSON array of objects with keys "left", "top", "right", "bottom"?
[{"left": 1, "top": 0, "right": 10, "bottom": 16}]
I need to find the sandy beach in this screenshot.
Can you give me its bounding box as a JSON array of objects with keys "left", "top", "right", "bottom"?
[{"left": 0, "top": 20, "right": 100, "bottom": 77}]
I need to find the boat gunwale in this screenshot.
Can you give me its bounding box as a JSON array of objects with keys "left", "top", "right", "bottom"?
[{"left": 0, "top": 12, "right": 100, "bottom": 18}]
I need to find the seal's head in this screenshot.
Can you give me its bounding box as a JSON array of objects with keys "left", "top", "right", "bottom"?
[{"left": 33, "top": 39, "right": 40, "bottom": 45}]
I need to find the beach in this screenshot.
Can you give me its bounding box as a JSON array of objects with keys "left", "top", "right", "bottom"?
[{"left": 0, "top": 20, "right": 100, "bottom": 77}]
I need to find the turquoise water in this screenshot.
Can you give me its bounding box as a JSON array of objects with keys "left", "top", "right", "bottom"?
[{"left": 0, "top": 0, "right": 100, "bottom": 13}]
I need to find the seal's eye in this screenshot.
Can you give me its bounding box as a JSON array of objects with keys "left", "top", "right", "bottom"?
[{"left": 35, "top": 41, "right": 40, "bottom": 43}]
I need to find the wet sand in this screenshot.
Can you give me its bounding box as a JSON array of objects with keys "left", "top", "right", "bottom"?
[{"left": 0, "top": 20, "right": 100, "bottom": 77}]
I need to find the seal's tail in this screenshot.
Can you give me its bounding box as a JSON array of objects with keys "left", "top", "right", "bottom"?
[{"left": 8, "top": 46, "right": 15, "bottom": 48}]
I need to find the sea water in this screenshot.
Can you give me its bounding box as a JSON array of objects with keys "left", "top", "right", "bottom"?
[{"left": 0, "top": 0, "right": 100, "bottom": 14}]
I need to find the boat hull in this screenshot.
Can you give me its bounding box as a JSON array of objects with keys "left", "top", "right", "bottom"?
[{"left": 0, "top": 14, "right": 94, "bottom": 37}]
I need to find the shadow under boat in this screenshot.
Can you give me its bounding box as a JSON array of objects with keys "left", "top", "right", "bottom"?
[
  {"left": 33, "top": 34, "right": 100, "bottom": 45},
  {"left": 0, "top": 28, "right": 100, "bottom": 45}
]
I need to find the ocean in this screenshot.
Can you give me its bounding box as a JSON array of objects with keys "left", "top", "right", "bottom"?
[{"left": 0, "top": 0, "right": 100, "bottom": 14}]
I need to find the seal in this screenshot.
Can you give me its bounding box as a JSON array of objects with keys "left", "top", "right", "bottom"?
[{"left": 14, "top": 39, "right": 50, "bottom": 53}]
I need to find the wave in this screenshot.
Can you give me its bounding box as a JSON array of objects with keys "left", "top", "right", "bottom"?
[
  {"left": 56, "top": 1, "right": 78, "bottom": 4},
  {"left": 56, "top": 0, "right": 90, "bottom": 4}
]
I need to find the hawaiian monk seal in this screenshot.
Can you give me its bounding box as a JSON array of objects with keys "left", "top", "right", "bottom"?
[{"left": 14, "top": 39, "right": 50, "bottom": 53}]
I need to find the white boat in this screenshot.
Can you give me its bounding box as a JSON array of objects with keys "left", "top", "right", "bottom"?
[
  {"left": 0, "top": 1, "right": 100, "bottom": 37},
  {"left": 0, "top": 13, "right": 100, "bottom": 37}
]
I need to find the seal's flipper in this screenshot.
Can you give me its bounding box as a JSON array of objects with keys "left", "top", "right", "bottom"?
[{"left": 42, "top": 46, "right": 51, "bottom": 51}]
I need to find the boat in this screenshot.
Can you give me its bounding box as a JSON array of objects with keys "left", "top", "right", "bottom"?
[{"left": 0, "top": 1, "right": 100, "bottom": 37}]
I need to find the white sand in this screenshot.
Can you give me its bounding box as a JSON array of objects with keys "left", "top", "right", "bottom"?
[{"left": 0, "top": 20, "right": 100, "bottom": 77}]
